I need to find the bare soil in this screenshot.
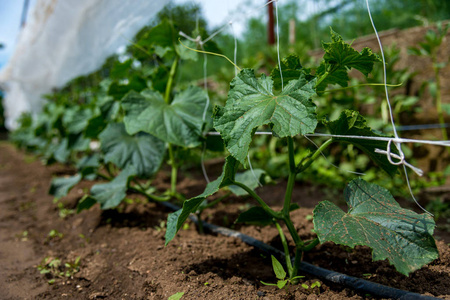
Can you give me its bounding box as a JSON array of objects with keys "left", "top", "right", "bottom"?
[{"left": 0, "top": 142, "right": 449, "bottom": 300}]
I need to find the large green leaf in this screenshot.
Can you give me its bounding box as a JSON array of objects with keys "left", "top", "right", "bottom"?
[
  {"left": 89, "top": 165, "right": 137, "bottom": 210},
  {"left": 165, "top": 156, "right": 239, "bottom": 245},
  {"left": 122, "top": 87, "right": 209, "bottom": 147},
  {"left": 323, "top": 110, "right": 398, "bottom": 176},
  {"left": 49, "top": 174, "right": 82, "bottom": 199},
  {"left": 62, "top": 107, "right": 94, "bottom": 134},
  {"left": 313, "top": 178, "right": 438, "bottom": 276},
  {"left": 214, "top": 69, "right": 317, "bottom": 164},
  {"left": 316, "top": 29, "right": 381, "bottom": 93},
  {"left": 99, "top": 123, "right": 165, "bottom": 177}
]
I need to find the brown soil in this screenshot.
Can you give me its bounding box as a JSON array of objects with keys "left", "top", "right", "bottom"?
[{"left": 0, "top": 142, "right": 449, "bottom": 300}]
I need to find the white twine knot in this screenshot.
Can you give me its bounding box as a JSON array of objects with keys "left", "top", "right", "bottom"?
[{"left": 374, "top": 139, "right": 424, "bottom": 176}]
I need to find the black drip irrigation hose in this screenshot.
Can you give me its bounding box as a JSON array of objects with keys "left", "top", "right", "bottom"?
[{"left": 158, "top": 201, "right": 441, "bottom": 300}]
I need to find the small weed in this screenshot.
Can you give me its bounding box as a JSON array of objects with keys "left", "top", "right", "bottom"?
[
  {"left": 16, "top": 230, "right": 28, "bottom": 241},
  {"left": 261, "top": 256, "right": 304, "bottom": 290},
  {"left": 37, "top": 256, "right": 81, "bottom": 284},
  {"left": 44, "top": 229, "right": 64, "bottom": 244},
  {"left": 53, "top": 199, "right": 74, "bottom": 219},
  {"left": 154, "top": 220, "right": 166, "bottom": 232}
]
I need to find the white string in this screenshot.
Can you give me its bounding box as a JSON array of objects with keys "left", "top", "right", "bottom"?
[
  {"left": 230, "top": 21, "right": 238, "bottom": 77},
  {"left": 201, "top": 143, "right": 210, "bottom": 184},
  {"left": 274, "top": 0, "right": 284, "bottom": 90},
  {"left": 366, "top": 0, "right": 431, "bottom": 215}
]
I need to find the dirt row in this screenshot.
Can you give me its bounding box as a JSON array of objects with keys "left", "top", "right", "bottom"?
[{"left": 0, "top": 142, "right": 449, "bottom": 299}]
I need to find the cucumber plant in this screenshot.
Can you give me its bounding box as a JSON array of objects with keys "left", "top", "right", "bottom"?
[{"left": 165, "top": 29, "right": 438, "bottom": 280}]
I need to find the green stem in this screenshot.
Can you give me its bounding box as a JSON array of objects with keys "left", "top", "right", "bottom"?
[
  {"left": 196, "top": 212, "right": 205, "bottom": 234},
  {"left": 168, "top": 144, "right": 178, "bottom": 196},
  {"left": 283, "top": 137, "right": 296, "bottom": 217},
  {"left": 128, "top": 185, "right": 170, "bottom": 202},
  {"left": 297, "top": 139, "right": 333, "bottom": 173},
  {"left": 231, "top": 181, "right": 280, "bottom": 219},
  {"left": 291, "top": 248, "right": 303, "bottom": 283},
  {"left": 283, "top": 216, "right": 302, "bottom": 247},
  {"left": 302, "top": 238, "right": 320, "bottom": 252},
  {"left": 275, "top": 221, "right": 293, "bottom": 278},
  {"left": 164, "top": 58, "right": 179, "bottom": 104},
  {"left": 315, "top": 70, "right": 329, "bottom": 88}
]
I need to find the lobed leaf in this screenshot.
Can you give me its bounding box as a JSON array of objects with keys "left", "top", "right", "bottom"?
[
  {"left": 49, "top": 174, "right": 82, "bottom": 199},
  {"left": 214, "top": 69, "right": 317, "bottom": 165},
  {"left": 99, "top": 123, "right": 165, "bottom": 177},
  {"left": 323, "top": 110, "right": 398, "bottom": 176},
  {"left": 165, "top": 156, "right": 239, "bottom": 245},
  {"left": 316, "top": 29, "right": 381, "bottom": 93},
  {"left": 122, "top": 87, "right": 210, "bottom": 148},
  {"left": 270, "top": 55, "right": 313, "bottom": 90},
  {"left": 89, "top": 165, "right": 137, "bottom": 210},
  {"left": 313, "top": 178, "right": 438, "bottom": 276}
]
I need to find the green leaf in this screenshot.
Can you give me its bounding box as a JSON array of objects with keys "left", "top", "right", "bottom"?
[
  {"left": 316, "top": 29, "right": 381, "bottom": 93},
  {"left": 168, "top": 292, "right": 185, "bottom": 300},
  {"left": 139, "top": 19, "right": 176, "bottom": 56},
  {"left": 99, "top": 123, "right": 165, "bottom": 177},
  {"left": 89, "top": 165, "right": 137, "bottom": 210},
  {"left": 235, "top": 206, "right": 274, "bottom": 226},
  {"left": 122, "top": 87, "right": 209, "bottom": 147},
  {"left": 53, "top": 138, "right": 70, "bottom": 163},
  {"left": 62, "top": 107, "right": 94, "bottom": 134},
  {"left": 322, "top": 29, "right": 381, "bottom": 76},
  {"left": 49, "top": 174, "right": 82, "bottom": 199},
  {"left": 76, "top": 195, "right": 97, "bottom": 213},
  {"left": 313, "top": 178, "right": 438, "bottom": 276},
  {"left": 165, "top": 156, "right": 239, "bottom": 245},
  {"left": 214, "top": 69, "right": 317, "bottom": 164},
  {"left": 323, "top": 110, "right": 398, "bottom": 176},
  {"left": 108, "top": 75, "right": 147, "bottom": 100},
  {"left": 271, "top": 255, "right": 286, "bottom": 280},
  {"left": 277, "top": 280, "right": 288, "bottom": 289},
  {"left": 228, "top": 169, "right": 265, "bottom": 196},
  {"left": 270, "top": 54, "right": 308, "bottom": 91}
]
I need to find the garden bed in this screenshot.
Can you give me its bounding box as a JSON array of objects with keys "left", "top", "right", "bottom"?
[{"left": 0, "top": 142, "right": 449, "bottom": 299}]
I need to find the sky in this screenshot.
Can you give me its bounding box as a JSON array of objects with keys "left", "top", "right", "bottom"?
[{"left": 0, "top": 0, "right": 261, "bottom": 71}]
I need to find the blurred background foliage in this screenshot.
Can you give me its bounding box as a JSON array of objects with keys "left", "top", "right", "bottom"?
[{"left": 6, "top": 0, "right": 450, "bottom": 217}]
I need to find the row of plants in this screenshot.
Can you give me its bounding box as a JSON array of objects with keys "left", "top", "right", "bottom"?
[{"left": 10, "top": 13, "right": 440, "bottom": 285}]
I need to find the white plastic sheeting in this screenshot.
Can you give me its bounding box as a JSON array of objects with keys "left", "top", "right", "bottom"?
[{"left": 0, "top": 0, "right": 169, "bottom": 129}]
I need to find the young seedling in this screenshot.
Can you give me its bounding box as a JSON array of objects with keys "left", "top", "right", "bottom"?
[{"left": 261, "top": 256, "right": 304, "bottom": 289}]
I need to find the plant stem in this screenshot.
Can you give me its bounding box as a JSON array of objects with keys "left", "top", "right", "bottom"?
[
  {"left": 196, "top": 212, "right": 205, "bottom": 234},
  {"left": 303, "top": 238, "right": 320, "bottom": 252},
  {"left": 290, "top": 248, "right": 303, "bottom": 283},
  {"left": 128, "top": 185, "right": 170, "bottom": 202},
  {"left": 275, "top": 221, "right": 293, "bottom": 277},
  {"left": 283, "top": 137, "right": 296, "bottom": 217},
  {"left": 168, "top": 144, "right": 178, "bottom": 196},
  {"left": 297, "top": 139, "right": 333, "bottom": 173},
  {"left": 315, "top": 71, "right": 329, "bottom": 88},
  {"left": 164, "top": 58, "right": 179, "bottom": 104},
  {"left": 231, "top": 181, "right": 280, "bottom": 219}
]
